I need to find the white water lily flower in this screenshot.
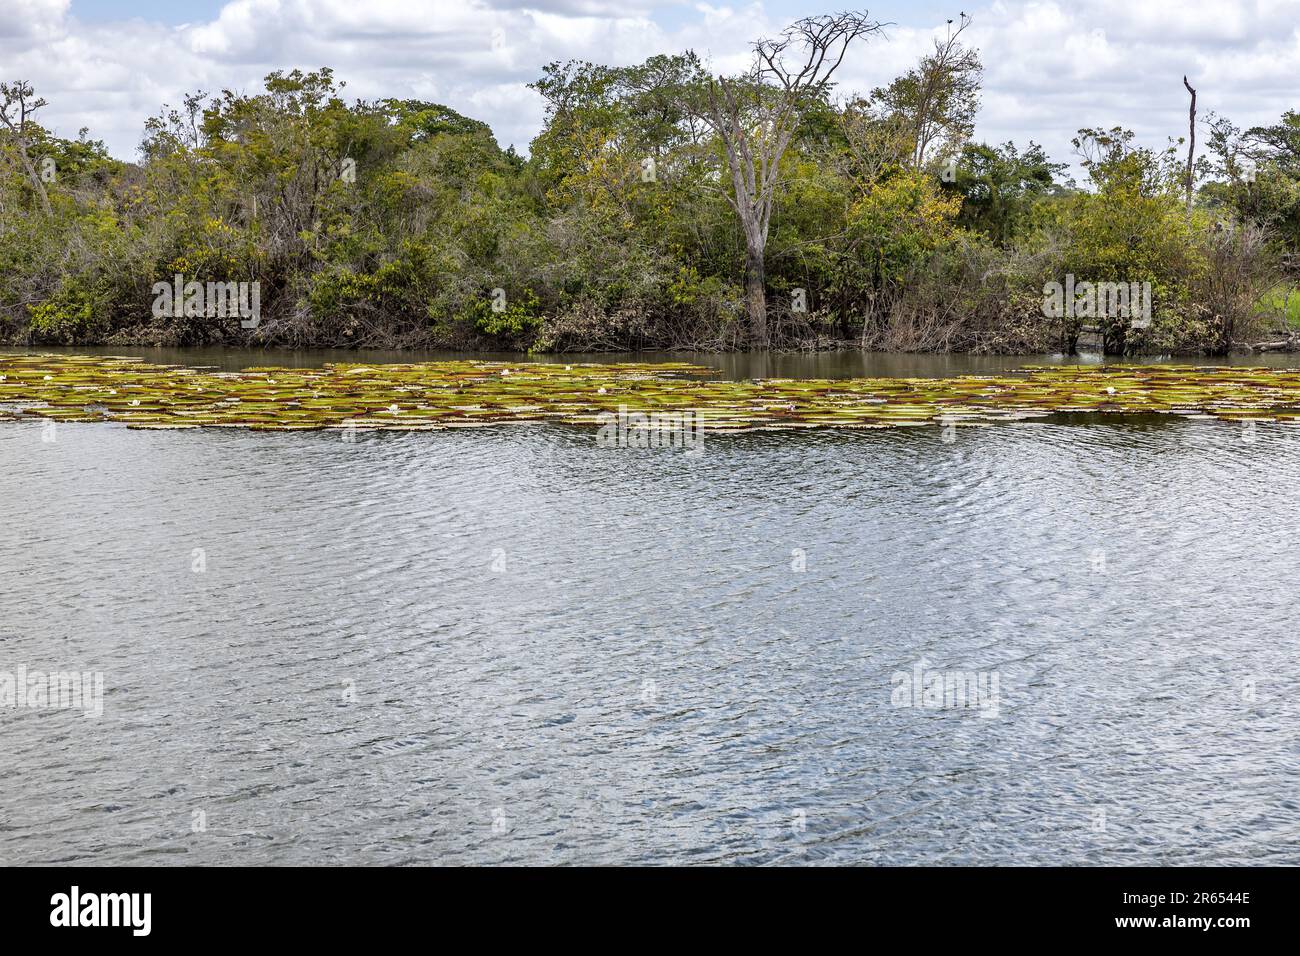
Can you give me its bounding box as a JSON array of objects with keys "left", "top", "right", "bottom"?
[
  {"left": 130, "top": 399, "right": 139, "bottom": 406},
  {"left": 388, "top": 404, "right": 400, "bottom": 414}
]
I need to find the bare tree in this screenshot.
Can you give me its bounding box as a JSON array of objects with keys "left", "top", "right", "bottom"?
[
  {"left": 0, "top": 80, "right": 53, "bottom": 217},
  {"left": 695, "top": 12, "right": 886, "bottom": 346},
  {"left": 872, "top": 13, "right": 980, "bottom": 170},
  {"left": 1183, "top": 75, "right": 1196, "bottom": 219}
]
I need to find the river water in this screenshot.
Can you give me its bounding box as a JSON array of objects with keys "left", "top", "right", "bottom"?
[{"left": 2, "top": 348, "right": 1299, "bottom": 865}]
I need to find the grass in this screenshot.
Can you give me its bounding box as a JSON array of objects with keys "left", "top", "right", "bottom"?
[{"left": 1259, "top": 284, "right": 1300, "bottom": 328}]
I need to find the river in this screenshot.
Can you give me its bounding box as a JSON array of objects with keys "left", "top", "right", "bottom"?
[{"left": 2, "top": 348, "right": 1298, "bottom": 864}]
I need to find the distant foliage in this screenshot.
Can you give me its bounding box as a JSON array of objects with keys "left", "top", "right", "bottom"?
[{"left": 0, "top": 36, "right": 1293, "bottom": 354}]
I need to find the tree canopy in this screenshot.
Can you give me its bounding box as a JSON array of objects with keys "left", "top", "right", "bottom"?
[{"left": 1, "top": 15, "right": 1295, "bottom": 355}]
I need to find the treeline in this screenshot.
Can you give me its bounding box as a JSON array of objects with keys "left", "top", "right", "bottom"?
[{"left": 1, "top": 13, "right": 1298, "bottom": 354}]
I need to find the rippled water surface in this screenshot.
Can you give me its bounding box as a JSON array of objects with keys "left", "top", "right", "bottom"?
[{"left": 2, "top": 352, "right": 1300, "bottom": 865}]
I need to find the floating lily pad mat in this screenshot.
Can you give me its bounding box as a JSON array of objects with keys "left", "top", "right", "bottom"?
[{"left": 3, "top": 354, "right": 1300, "bottom": 432}]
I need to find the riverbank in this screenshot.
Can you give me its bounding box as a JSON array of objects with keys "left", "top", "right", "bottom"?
[{"left": 13, "top": 310, "right": 1300, "bottom": 359}]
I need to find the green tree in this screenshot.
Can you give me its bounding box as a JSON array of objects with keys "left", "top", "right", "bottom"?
[{"left": 948, "top": 141, "right": 1067, "bottom": 244}]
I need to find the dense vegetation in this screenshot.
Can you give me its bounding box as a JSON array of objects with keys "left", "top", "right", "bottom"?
[{"left": 1, "top": 13, "right": 1298, "bottom": 355}]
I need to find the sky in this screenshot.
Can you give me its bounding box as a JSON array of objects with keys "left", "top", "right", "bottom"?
[{"left": 4, "top": 0, "right": 1299, "bottom": 172}]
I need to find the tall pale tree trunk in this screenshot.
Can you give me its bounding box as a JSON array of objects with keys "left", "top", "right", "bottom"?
[
  {"left": 686, "top": 13, "right": 885, "bottom": 351},
  {"left": 743, "top": 246, "right": 767, "bottom": 345}
]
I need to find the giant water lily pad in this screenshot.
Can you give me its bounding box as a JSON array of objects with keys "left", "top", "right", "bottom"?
[{"left": 4, "top": 354, "right": 1300, "bottom": 433}]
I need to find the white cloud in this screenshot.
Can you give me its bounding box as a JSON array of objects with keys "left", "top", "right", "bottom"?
[
  {"left": 0, "top": 0, "right": 69, "bottom": 39},
  {"left": 967, "top": 0, "right": 1300, "bottom": 169},
  {"left": 2, "top": 0, "right": 1297, "bottom": 171}
]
